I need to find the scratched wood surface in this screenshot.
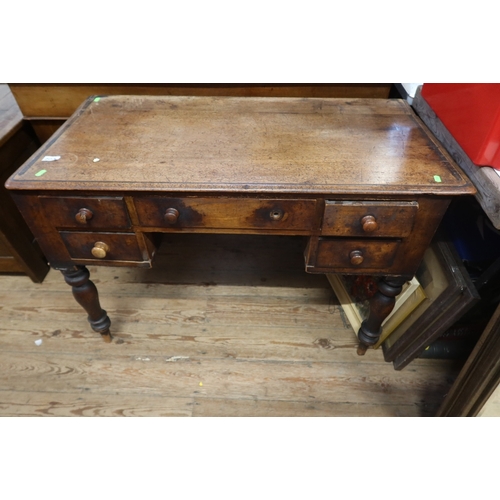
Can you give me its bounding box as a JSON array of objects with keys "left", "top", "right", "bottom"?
[
  {"left": 9, "top": 84, "right": 394, "bottom": 118},
  {"left": 0, "top": 234, "right": 464, "bottom": 417},
  {"left": 8, "top": 84, "right": 394, "bottom": 144},
  {"left": 6, "top": 96, "right": 474, "bottom": 195}
]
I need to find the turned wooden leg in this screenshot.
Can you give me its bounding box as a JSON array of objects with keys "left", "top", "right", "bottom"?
[
  {"left": 61, "top": 266, "right": 112, "bottom": 343},
  {"left": 357, "top": 276, "right": 407, "bottom": 355}
]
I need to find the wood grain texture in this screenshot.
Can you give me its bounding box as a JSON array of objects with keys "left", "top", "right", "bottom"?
[
  {"left": 322, "top": 201, "right": 418, "bottom": 237},
  {"left": 9, "top": 84, "right": 393, "bottom": 118},
  {"left": 11, "top": 84, "right": 393, "bottom": 145},
  {"left": 0, "top": 234, "right": 462, "bottom": 417},
  {"left": 191, "top": 398, "right": 426, "bottom": 417},
  {"left": 133, "top": 196, "right": 319, "bottom": 233},
  {"left": 39, "top": 196, "right": 131, "bottom": 230},
  {"left": 6, "top": 96, "right": 474, "bottom": 195},
  {"left": 0, "top": 391, "right": 194, "bottom": 417}
]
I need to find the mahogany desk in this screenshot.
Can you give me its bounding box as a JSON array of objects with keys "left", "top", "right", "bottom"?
[{"left": 5, "top": 96, "right": 475, "bottom": 353}]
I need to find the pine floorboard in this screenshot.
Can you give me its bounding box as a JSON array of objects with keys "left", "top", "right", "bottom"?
[
  {"left": 0, "top": 234, "right": 466, "bottom": 417},
  {"left": 478, "top": 384, "right": 500, "bottom": 417}
]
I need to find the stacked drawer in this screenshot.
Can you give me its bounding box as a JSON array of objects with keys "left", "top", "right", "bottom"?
[
  {"left": 306, "top": 200, "right": 419, "bottom": 273},
  {"left": 39, "top": 196, "right": 150, "bottom": 264}
]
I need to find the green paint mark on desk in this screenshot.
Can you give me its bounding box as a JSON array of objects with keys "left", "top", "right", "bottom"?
[
  {"left": 35, "top": 169, "right": 47, "bottom": 177},
  {"left": 434, "top": 175, "right": 442, "bottom": 183},
  {"left": 94, "top": 97, "right": 101, "bottom": 102}
]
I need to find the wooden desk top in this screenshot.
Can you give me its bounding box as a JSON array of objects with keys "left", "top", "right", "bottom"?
[{"left": 6, "top": 96, "right": 474, "bottom": 196}]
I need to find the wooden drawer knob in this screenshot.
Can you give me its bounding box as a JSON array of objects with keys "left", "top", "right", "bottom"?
[
  {"left": 164, "top": 208, "right": 180, "bottom": 224},
  {"left": 361, "top": 215, "right": 378, "bottom": 232},
  {"left": 75, "top": 208, "right": 93, "bottom": 224},
  {"left": 350, "top": 250, "right": 364, "bottom": 266},
  {"left": 91, "top": 241, "right": 109, "bottom": 259}
]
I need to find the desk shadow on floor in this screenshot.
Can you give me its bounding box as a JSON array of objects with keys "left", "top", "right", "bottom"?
[{"left": 135, "top": 233, "right": 329, "bottom": 289}]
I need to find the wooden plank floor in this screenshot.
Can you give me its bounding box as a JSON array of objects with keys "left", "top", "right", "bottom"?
[
  {"left": 478, "top": 383, "right": 500, "bottom": 416},
  {"left": 0, "top": 234, "right": 465, "bottom": 416}
]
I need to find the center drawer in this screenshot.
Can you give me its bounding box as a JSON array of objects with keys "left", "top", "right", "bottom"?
[{"left": 133, "top": 197, "right": 319, "bottom": 232}]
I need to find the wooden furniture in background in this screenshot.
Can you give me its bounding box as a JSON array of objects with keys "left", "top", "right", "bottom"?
[
  {"left": 437, "top": 301, "right": 500, "bottom": 416},
  {"left": 0, "top": 84, "right": 49, "bottom": 282},
  {"left": 8, "top": 84, "right": 393, "bottom": 143},
  {"left": 6, "top": 95, "right": 474, "bottom": 355}
]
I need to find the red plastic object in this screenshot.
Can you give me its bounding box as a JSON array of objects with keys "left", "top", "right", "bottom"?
[{"left": 421, "top": 83, "right": 500, "bottom": 169}]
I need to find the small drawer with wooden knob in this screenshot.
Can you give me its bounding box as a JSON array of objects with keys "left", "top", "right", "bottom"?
[
  {"left": 39, "top": 196, "right": 131, "bottom": 229},
  {"left": 322, "top": 201, "right": 418, "bottom": 237},
  {"left": 305, "top": 237, "right": 401, "bottom": 273},
  {"left": 133, "top": 196, "right": 318, "bottom": 232},
  {"left": 59, "top": 232, "right": 145, "bottom": 262}
]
